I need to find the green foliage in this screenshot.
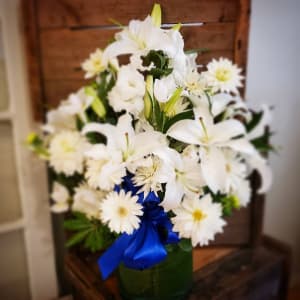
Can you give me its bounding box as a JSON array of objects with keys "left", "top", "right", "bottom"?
[
  {"left": 206, "top": 188, "right": 239, "bottom": 217},
  {"left": 142, "top": 50, "right": 173, "bottom": 79},
  {"left": 251, "top": 130, "right": 275, "bottom": 154},
  {"left": 178, "top": 239, "right": 192, "bottom": 252},
  {"left": 52, "top": 172, "right": 83, "bottom": 193},
  {"left": 245, "top": 110, "right": 262, "bottom": 133},
  {"left": 64, "top": 212, "right": 114, "bottom": 252},
  {"left": 163, "top": 109, "right": 194, "bottom": 133}
]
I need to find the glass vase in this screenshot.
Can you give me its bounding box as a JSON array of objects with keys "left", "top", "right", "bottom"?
[{"left": 117, "top": 246, "right": 193, "bottom": 300}]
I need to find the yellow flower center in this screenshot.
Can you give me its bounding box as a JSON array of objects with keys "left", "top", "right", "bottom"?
[
  {"left": 216, "top": 68, "right": 232, "bottom": 82},
  {"left": 118, "top": 206, "right": 128, "bottom": 217},
  {"left": 60, "top": 140, "right": 75, "bottom": 153},
  {"left": 192, "top": 209, "right": 207, "bottom": 222},
  {"left": 225, "top": 163, "right": 231, "bottom": 173}
]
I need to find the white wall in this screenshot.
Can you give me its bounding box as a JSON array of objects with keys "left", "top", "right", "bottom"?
[{"left": 246, "top": 0, "right": 300, "bottom": 282}]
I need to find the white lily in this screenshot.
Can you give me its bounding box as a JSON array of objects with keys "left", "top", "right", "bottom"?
[
  {"left": 154, "top": 74, "right": 177, "bottom": 103},
  {"left": 167, "top": 107, "right": 254, "bottom": 193},
  {"left": 154, "top": 147, "right": 205, "bottom": 211},
  {"left": 244, "top": 153, "right": 272, "bottom": 193},
  {"left": 82, "top": 113, "right": 167, "bottom": 165},
  {"left": 59, "top": 88, "right": 93, "bottom": 122},
  {"left": 103, "top": 16, "right": 176, "bottom": 60},
  {"left": 247, "top": 105, "right": 272, "bottom": 141}
]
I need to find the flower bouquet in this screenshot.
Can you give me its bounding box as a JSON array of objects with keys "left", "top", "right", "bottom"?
[{"left": 27, "top": 4, "right": 273, "bottom": 300}]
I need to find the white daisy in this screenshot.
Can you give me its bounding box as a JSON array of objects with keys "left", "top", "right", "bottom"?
[
  {"left": 72, "top": 183, "right": 106, "bottom": 219},
  {"left": 204, "top": 58, "right": 243, "bottom": 94},
  {"left": 49, "top": 131, "right": 89, "bottom": 176},
  {"left": 172, "top": 194, "right": 226, "bottom": 246},
  {"left": 100, "top": 190, "right": 143, "bottom": 234},
  {"left": 50, "top": 182, "right": 70, "bottom": 213},
  {"left": 81, "top": 48, "right": 107, "bottom": 79}
]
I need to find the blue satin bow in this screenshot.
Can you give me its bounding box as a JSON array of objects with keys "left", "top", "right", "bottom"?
[{"left": 98, "top": 175, "right": 179, "bottom": 280}]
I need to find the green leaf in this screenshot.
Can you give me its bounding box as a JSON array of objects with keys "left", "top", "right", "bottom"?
[
  {"left": 66, "top": 229, "right": 91, "bottom": 248},
  {"left": 63, "top": 219, "right": 91, "bottom": 231},
  {"left": 246, "top": 110, "right": 263, "bottom": 132},
  {"left": 144, "top": 75, "right": 154, "bottom": 119},
  {"left": 163, "top": 109, "right": 194, "bottom": 132},
  {"left": 163, "top": 87, "right": 183, "bottom": 116},
  {"left": 178, "top": 239, "right": 192, "bottom": 252},
  {"left": 85, "top": 86, "right": 106, "bottom": 118},
  {"left": 142, "top": 50, "right": 173, "bottom": 79}
]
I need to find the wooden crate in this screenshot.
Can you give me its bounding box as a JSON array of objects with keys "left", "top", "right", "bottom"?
[
  {"left": 21, "top": 0, "right": 262, "bottom": 248},
  {"left": 65, "top": 236, "right": 291, "bottom": 300}
]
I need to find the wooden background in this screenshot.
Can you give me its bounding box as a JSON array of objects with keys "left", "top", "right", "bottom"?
[{"left": 21, "top": 0, "right": 260, "bottom": 248}]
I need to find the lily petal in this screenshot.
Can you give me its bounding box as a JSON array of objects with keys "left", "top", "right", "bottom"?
[
  {"left": 247, "top": 155, "right": 272, "bottom": 193},
  {"left": 225, "top": 138, "right": 256, "bottom": 155},
  {"left": 161, "top": 179, "right": 184, "bottom": 211},
  {"left": 212, "top": 119, "right": 245, "bottom": 144},
  {"left": 200, "top": 147, "right": 226, "bottom": 193},
  {"left": 248, "top": 105, "right": 272, "bottom": 140},
  {"left": 167, "top": 119, "right": 202, "bottom": 145}
]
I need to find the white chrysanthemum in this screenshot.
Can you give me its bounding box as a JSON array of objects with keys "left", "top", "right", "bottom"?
[
  {"left": 108, "top": 65, "right": 145, "bottom": 116},
  {"left": 132, "top": 155, "right": 169, "bottom": 196},
  {"left": 81, "top": 48, "right": 107, "bottom": 79},
  {"left": 72, "top": 183, "right": 106, "bottom": 219},
  {"left": 204, "top": 58, "right": 243, "bottom": 94},
  {"left": 172, "top": 194, "right": 226, "bottom": 246},
  {"left": 100, "top": 190, "right": 143, "bottom": 234},
  {"left": 85, "top": 144, "right": 126, "bottom": 191},
  {"left": 50, "top": 182, "right": 70, "bottom": 213},
  {"left": 49, "top": 131, "right": 89, "bottom": 176}
]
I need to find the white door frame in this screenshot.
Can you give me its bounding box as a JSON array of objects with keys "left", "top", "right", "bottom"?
[{"left": 0, "top": 0, "right": 58, "bottom": 299}]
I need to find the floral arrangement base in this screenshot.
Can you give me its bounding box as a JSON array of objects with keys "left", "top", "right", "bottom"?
[{"left": 117, "top": 247, "right": 193, "bottom": 300}]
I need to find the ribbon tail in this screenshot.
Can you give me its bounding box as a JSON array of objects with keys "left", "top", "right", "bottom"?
[
  {"left": 124, "top": 221, "right": 167, "bottom": 270},
  {"left": 98, "top": 233, "right": 131, "bottom": 280}
]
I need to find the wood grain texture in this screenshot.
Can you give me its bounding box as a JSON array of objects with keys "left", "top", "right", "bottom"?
[
  {"left": 21, "top": 0, "right": 45, "bottom": 120},
  {"left": 65, "top": 238, "right": 290, "bottom": 300},
  {"left": 40, "top": 23, "right": 235, "bottom": 81},
  {"left": 37, "top": 0, "right": 238, "bottom": 28},
  {"left": 234, "top": 0, "right": 251, "bottom": 96}
]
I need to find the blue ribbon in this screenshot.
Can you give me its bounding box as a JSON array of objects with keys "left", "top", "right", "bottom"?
[{"left": 98, "top": 175, "right": 179, "bottom": 279}]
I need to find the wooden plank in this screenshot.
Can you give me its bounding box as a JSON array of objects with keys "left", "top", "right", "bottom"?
[
  {"left": 65, "top": 239, "right": 290, "bottom": 300},
  {"left": 21, "top": 0, "right": 45, "bottom": 120},
  {"left": 234, "top": 0, "right": 251, "bottom": 95},
  {"left": 210, "top": 206, "right": 251, "bottom": 245},
  {"left": 43, "top": 79, "right": 86, "bottom": 108},
  {"left": 37, "top": 0, "right": 238, "bottom": 29},
  {"left": 39, "top": 23, "right": 235, "bottom": 81}
]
